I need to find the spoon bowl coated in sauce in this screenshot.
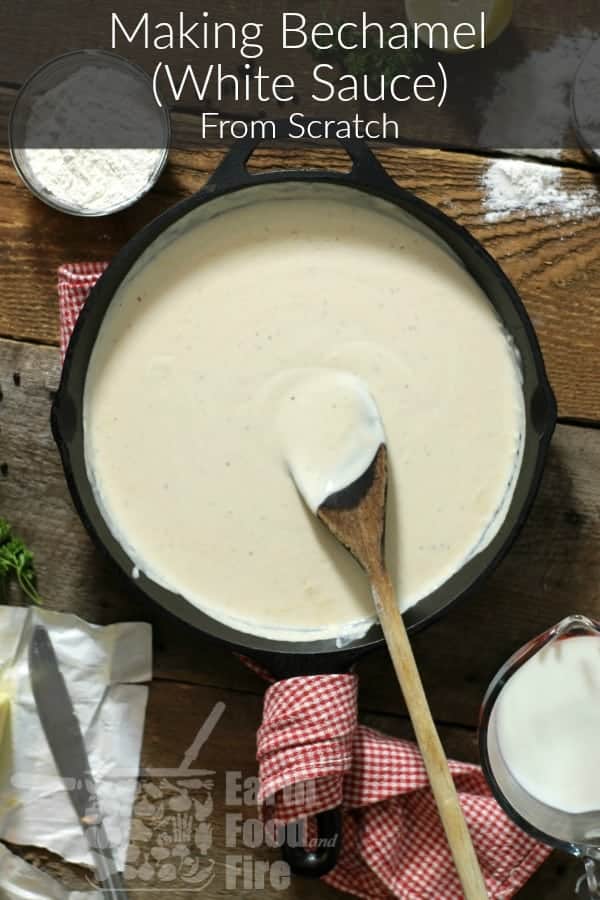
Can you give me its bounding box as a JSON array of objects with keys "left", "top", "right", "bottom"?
[{"left": 279, "top": 370, "right": 385, "bottom": 514}]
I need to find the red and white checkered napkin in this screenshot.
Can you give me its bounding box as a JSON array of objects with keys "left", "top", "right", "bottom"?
[
  {"left": 58, "top": 264, "right": 551, "bottom": 900},
  {"left": 58, "top": 262, "right": 108, "bottom": 360},
  {"left": 257, "top": 674, "right": 550, "bottom": 900}
]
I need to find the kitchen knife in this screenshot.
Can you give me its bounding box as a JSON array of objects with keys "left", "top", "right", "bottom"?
[{"left": 28, "top": 624, "right": 128, "bottom": 898}]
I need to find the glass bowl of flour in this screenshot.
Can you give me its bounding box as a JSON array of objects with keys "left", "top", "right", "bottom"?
[{"left": 9, "top": 50, "right": 170, "bottom": 216}]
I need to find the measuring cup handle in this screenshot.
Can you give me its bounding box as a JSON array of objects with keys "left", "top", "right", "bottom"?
[{"left": 576, "top": 858, "right": 600, "bottom": 897}]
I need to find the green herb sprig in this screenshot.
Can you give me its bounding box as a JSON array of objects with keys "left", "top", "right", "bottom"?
[
  {"left": 309, "top": 18, "right": 424, "bottom": 85},
  {"left": 0, "top": 517, "right": 43, "bottom": 606}
]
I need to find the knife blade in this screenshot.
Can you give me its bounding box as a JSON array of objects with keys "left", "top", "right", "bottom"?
[{"left": 29, "top": 624, "right": 128, "bottom": 898}]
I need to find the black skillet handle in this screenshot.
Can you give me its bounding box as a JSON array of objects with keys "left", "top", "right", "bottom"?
[
  {"left": 205, "top": 118, "right": 398, "bottom": 194},
  {"left": 531, "top": 380, "right": 557, "bottom": 441},
  {"left": 250, "top": 645, "right": 368, "bottom": 880},
  {"left": 281, "top": 806, "right": 343, "bottom": 878}
]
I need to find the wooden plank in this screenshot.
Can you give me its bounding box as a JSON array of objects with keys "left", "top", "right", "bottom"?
[
  {"left": 5, "top": 680, "right": 580, "bottom": 898},
  {"left": 1, "top": 335, "right": 599, "bottom": 729},
  {"left": 1, "top": 143, "right": 599, "bottom": 418}
]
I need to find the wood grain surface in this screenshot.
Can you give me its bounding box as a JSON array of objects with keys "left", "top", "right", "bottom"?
[
  {"left": 2, "top": 144, "right": 599, "bottom": 419},
  {"left": 1, "top": 130, "right": 599, "bottom": 899}
]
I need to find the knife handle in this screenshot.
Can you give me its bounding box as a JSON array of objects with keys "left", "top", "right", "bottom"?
[
  {"left": 85, "top": 820, "right": 129, "bottom": 898},
  {"left": 98, "top": 867, "right": 128, "bottom": 898}
]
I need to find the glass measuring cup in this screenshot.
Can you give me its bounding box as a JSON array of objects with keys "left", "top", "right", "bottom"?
[{"left": 479, "top": 615, "right": 600, "bottom": 898}]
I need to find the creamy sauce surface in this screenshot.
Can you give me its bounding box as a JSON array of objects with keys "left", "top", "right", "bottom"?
[
  {"left": 495, "top": 635, "right": 600, "bottom": 814},
  {"left": 84, "top": 184, "right": 525, "bottom": 641}
]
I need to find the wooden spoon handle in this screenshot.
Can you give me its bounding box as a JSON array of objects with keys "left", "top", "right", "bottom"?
[{"left": 372, "top": 569, "right": 488, "bottom": 900}]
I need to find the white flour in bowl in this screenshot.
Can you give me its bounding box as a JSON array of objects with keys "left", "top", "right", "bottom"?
[
  {"left": 21, "top": 64, "right": 165, "bottom": 213},
  {"left": 24, "top": 146, "right": 164, "bottom": 213}
]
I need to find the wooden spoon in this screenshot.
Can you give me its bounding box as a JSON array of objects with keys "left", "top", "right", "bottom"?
[{"left": 295, "top": 443, "right": 488, "bottom": 899}]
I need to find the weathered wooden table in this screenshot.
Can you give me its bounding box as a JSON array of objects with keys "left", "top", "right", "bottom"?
[{"left": 1, "top": 141, "right": 599, "bottom": 899}]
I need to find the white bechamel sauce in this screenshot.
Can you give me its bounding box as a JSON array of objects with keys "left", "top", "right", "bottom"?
[
  {"left": 83, "top": 183, "right": 525, "bottom": 642},
  {"left": 495, "top": 635, "right": 600, "bottom": 814},
  {"left": 279, "top": 371, "right": 385, "bottom": 513}
]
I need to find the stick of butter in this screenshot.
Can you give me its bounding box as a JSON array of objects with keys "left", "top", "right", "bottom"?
[
  {"left": 0, "top": 687, "right": 17, "bottom": 824},
  {"left": 0, "top": 689, "right": 10, "bottom": 748}
]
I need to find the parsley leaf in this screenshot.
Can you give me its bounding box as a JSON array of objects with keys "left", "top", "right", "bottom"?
[{"left": 0, "top": 518, "right": 43, "bottom": 606}]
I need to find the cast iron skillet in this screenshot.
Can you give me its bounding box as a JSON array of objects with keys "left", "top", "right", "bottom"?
[{"left": 52, "top": 131, "right": 556, "bottom": 876}]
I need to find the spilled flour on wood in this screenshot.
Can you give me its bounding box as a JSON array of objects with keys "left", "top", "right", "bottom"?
[
  {"left": 481, "top": 159, "right": 600, "bottom": 222},
  {"left": 477, "top": 32, "right": 600, "bottom": 221}
]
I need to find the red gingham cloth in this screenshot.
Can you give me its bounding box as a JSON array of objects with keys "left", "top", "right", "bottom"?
[
  {"left": 257, "top": 674, "right": 551, "bottom": 900},
  {"left": 57, "top": 262, "right": 108, "bottom": 360},
  {"left": 58, "top": 264, "right": 551, "bottom": 900}
]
